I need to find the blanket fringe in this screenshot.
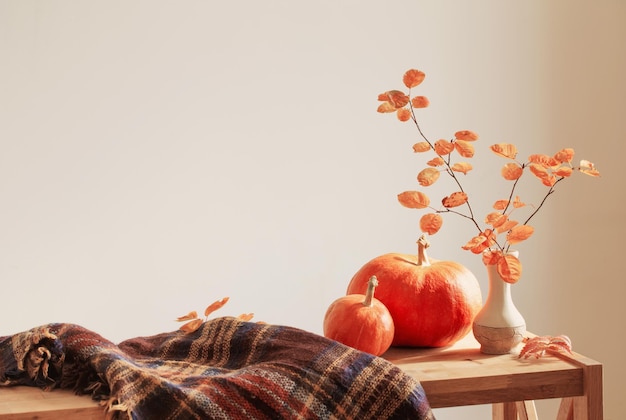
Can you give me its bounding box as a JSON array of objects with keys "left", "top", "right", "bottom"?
[{"left": 102, "top": 396, "right": 132, "bottom": 420}]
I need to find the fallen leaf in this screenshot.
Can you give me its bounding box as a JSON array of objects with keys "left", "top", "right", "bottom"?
[
  {"left": 237, "top": 313, "right": 255, "bottom": 322},
  {"left": 519, "top": 335, "right": 572, "bottom": 359},
  {"left": 180, "top": 318, "right": 203, "bottom": 334},
  {"left": 176, "top": 311, "right": 198, "bottom": 322},
  {"left": 204, "top": 297, "right": 230, "bottom": 317}
]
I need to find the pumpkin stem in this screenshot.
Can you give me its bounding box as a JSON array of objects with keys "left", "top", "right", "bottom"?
[
  {"left": 363, "top": 276, "right": 378, "bottom": 307},
  {"left": 416, "top": 234, "right": 431, "bottom": 266}
]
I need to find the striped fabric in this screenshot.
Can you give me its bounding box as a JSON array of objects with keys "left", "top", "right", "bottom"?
[{"left": 0, "top": 317, "right": 434, "bottom": 419}]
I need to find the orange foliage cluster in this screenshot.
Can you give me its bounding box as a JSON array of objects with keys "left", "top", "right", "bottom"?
[
  {"left": 176, "top": 297, "right": 256, "bottom": 333},
  {"left": 378, "top": 69, "right": 601, "bottom": 284}
]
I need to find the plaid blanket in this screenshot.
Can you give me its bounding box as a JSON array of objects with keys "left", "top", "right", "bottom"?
[{"left": 0, "top": 317, "right": 434, "bottom": 419}]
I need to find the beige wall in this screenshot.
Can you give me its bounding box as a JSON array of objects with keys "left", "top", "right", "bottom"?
[{"left": 1, "top": 1, "right": 623, "bottom": 418}]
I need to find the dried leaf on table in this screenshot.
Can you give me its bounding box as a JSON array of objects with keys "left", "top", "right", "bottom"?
[{"left": 519, "top": 335, "right": 573, "bottom": 359}]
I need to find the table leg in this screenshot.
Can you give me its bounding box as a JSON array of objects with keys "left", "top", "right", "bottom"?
[
  {"left": 492, "top": 402, "right": 517, "bottom": 420},
  {"left": 515, "top": 401, "right": 538, "bottom": 420},
  {"left": 555, "top": 354, "right": 603, "bottom": 420},
  {"left": 557, "top": 398, "right": 574, "bottom": 420}
]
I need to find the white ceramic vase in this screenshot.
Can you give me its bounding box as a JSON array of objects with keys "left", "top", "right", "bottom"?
[{"left": 472, "top": 251, "right": 526, "bottom": 354}]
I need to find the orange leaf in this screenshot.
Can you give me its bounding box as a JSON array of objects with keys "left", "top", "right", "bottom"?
[
  {"left": 482, "top": 249, "right": 503, "bottom": 265},
  {"left": 176, "top": 311, "right": 198, "bottom": 322},
  {"left": 490, "top": 143, "right": 518, "bottom": 159},
  {"left": 377, "top": 102, "right": 396, "bottom": 113},
  {"left": 411, "top": 96, "right": 429, "bottom": 108},
  {"left": 403, "top": 69, "right": 426, "bottom": 88},
  {"left": 580, "top": 168, "right": 601, "bottom": 177},
  {"left": 476, "top": 230, "right": 496, "bottom": 254},
  {"left": 554, "top": 166, "right": 573, "bottom": 177},
  {"left": 529, "top": 163, "right": 558, "bottom": 186},
  {"left": 420, "top": 213, "right": 443, "bottom": 235},
  {"left": 398, "top": 191, "right": 430, "bottom": 209},
  {"left": 454, "top": 130, "right": 479, "bottom": 141},
  {"left": 528, "top": 162, "right": 551, "bottom": 181},
  {"left": 497, "top": 254, "right": 522, "bottom": 284},
  {"left": 451, "top": 162, "right": 473, "bottom": 175},
  {"left": 204, "top": 297, "right": 230, "bottom": 317},
  {"left": 485, "top": 212, "right": 508, "bottom": 229},
  {"left": 512, "top": 196, "right": 526, "bottom": 208},
  {"left": 434, "top": 139, "right": 455, "bottom": 156},
  {"left": 501, "top": 163, "right": 523, "bottom": 180},
  {"left": 417, "top": 167, "right": 441, "bottom": 186},
  {"left": 579, "top": 159, "right": 601, "bottom": 177},
  {"left": 237, "top": 313, "right": 255, "bottom": 322},
  {"left": 180, "top": 318, "right": 203, "bottom": 334},
  {"left": 462, "top": 230, "right": 495, "bottom": 254},
  {"left": 529, "top": 154, "right": 559, "bottom": 168},
  {"left": 462, "top": 234, "right": 487, "bottom": 251},
  {"left": 442, "top": 191, "right": 468, "bottom": 208},
  {"left": 383, "top": 90, "right": 409, "bottom": 108},
  {"left": 454, "top": 140, "right": 475, "bottom": 158},
  {"left": 396, "top": 108, "right": 411, "bottom": 122},
  {"left": 554, "top": 148, "right": 575, "bottom": 164},
  {"left": 496, "top": 219, "right": 519, "bottom": 233},
  {"left": 506, "top": 225, "right": 534, "bottom": 244},
  {"left": 492, "top": 199, "right": 509, "bottom": 210},
  {"left": 412, "top": 142, "right": 431, "bottom": 153},
  {"left": 427, "top": 157, "right": 445, "bottom": 167},
  {"left": 544, "top": 175, "right": 557, "bottom": 186}
]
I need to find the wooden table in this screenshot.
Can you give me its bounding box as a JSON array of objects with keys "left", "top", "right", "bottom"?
[
  {"left": 0, "top": 332, "right": 603, "bottom": 419},
  {"left": 0, "top": 386, "right": 105, "bottom": 420},
  {"left": 382, "top": 332, "right": 603, "bottom": 420}
]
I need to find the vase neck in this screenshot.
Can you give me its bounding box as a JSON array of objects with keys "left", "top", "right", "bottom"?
[{"left": 485, "top": 264, "right": 513, "bottom": 300}]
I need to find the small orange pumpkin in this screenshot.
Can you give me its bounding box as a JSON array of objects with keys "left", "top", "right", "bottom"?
[
  {"left": 323, "top": 276, "right": 395, "bottom": 356},
  {"left": 346, "top": 235, "right": 482, "bottom": 347}
]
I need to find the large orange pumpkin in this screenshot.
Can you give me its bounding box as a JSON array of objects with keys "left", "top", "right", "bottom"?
[
  {"left": 323, "top": 276, "right": 395, "bottom": 356},
  {"left": 346, "top": 236, "right": 482, "bottom": 347}
]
